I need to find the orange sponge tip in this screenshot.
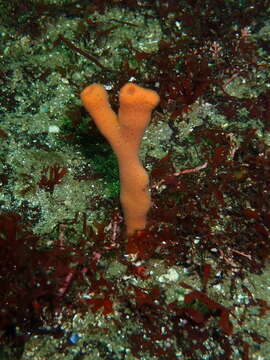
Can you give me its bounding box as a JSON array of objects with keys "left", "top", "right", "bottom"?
[
  {"left": 80, "top": 83, "right": 108, "bottom": 110},
  {"left": 119, "top": 83, "right": 160, "bottom": 109}
]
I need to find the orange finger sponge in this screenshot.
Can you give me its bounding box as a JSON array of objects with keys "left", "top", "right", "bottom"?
[{"left": 80, "top": 83, "right": 160, "bottom": 235}]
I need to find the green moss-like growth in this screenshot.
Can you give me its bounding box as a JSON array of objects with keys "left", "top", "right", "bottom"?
[{"left": 60, "top": 111, "right": 120, "bottom": 198}]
